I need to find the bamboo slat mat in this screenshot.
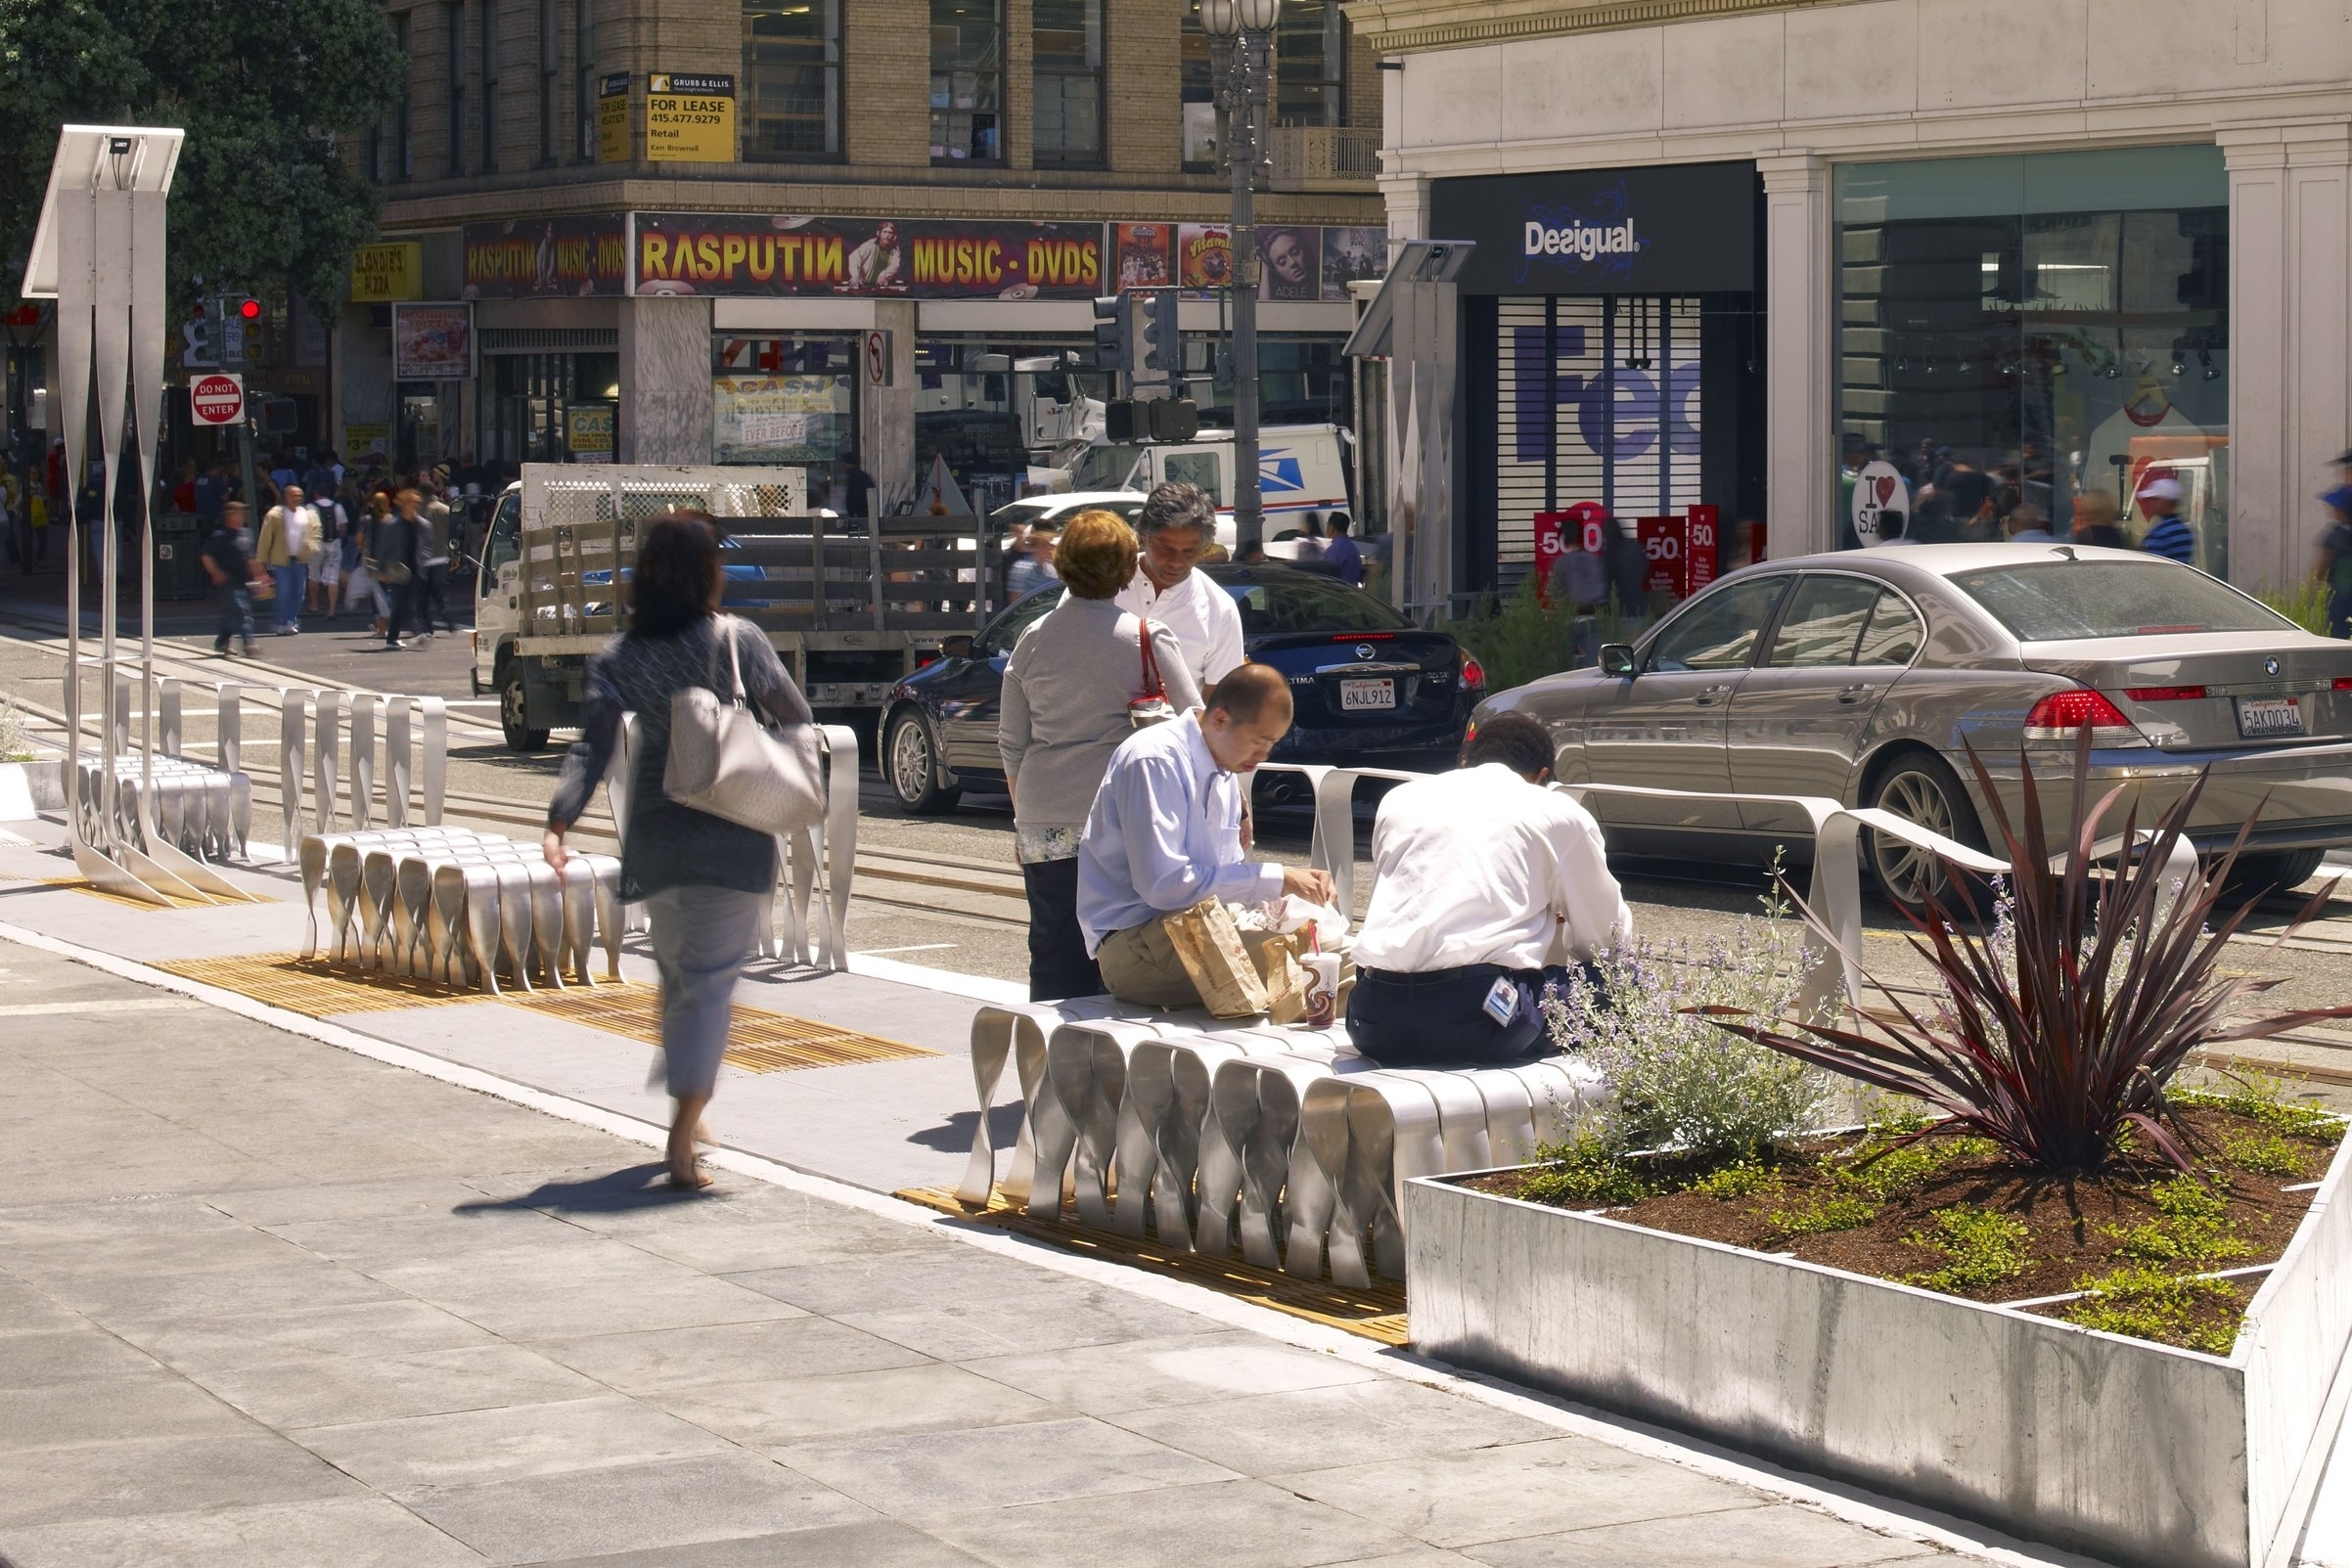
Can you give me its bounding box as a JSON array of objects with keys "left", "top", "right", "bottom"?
[{"left": 895, "top": 1185, "right": 1408, "bottom": 1346}]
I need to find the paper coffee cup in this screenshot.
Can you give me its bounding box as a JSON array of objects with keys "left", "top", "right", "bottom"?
[{"left": 1301, "top": 952, "right": 1340, "bottom": 1028}]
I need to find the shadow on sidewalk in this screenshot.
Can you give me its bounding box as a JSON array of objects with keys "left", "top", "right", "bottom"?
[{"left": 455, "top": 1162, "right": 706, "bottom": 1215}]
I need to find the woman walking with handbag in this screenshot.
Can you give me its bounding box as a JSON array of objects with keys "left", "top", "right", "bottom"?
[
  {"left": 998, "top": 510, "right": 1199, "bottom": 1001},
  {"left": 545, "top": 513, "right": 814, "bottom": 1189}
]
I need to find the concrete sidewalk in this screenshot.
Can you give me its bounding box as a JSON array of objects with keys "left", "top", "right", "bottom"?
[{"left": 0, "top": 934, "right": 1993, "bottom": 1568}]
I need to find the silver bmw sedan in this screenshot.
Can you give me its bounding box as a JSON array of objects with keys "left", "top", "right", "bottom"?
[{"left": 1470, "top": 543, "right": 2352, "bottom": 914}]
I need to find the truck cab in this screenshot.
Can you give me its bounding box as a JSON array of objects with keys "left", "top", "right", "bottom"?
[
  {"left": 472, "top": 482, "right": 530, "bottom": 740},
  {"left": 1069, "top": 424, "right": 1353, "bottom": 556}
]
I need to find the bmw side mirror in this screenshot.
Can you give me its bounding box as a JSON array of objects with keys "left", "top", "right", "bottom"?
[
  {"left": 939, "top": 635, "right": 975, "bottom": 659},
  {"left": 1600, "top": 643, "right": 1637, "bottom": 678}
]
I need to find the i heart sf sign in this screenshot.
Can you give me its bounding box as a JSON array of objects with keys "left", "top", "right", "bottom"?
[
  {"left": 1851, "top": 459, "right": 1909, "bottom": 547},
  {"left": 190, "top": 372, "right": 244, "bottom": 426}
]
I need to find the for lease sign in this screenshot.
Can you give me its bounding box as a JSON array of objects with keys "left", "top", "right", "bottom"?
[{"left": 646, "top": 72, "right": 734, "bottom": 162}]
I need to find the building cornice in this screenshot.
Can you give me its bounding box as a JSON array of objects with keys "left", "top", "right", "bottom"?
[
  {"left": 377, "top": 177, "right": 1380, "bottom": 233},
  {"left": 1344, "top": 0, "right": 1863, "bottom": 55}
]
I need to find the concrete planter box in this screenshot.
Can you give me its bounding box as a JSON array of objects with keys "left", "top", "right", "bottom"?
[
  {"left": 1405, "top": 1137, "right": 2352, "bottom": 1568},
  {"left": 0, "top": 754, "right": 63, "bottom": 820}
]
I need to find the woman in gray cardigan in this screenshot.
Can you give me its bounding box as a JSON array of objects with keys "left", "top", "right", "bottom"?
[
  {"left": 546, "top": 513, "right": 813, "bottom": 1188},
  {"left": 1000, "top": 511, "right": 1200, "bottom": 1001}
]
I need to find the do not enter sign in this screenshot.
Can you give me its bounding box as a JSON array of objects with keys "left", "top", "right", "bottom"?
[{"left": 190, "top": 373, "right": 244, "bottom": 426}]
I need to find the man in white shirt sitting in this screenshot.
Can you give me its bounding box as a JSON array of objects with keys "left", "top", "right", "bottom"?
[
  {"left": 1077, "top": 664, "right": 1334, "bottom": 1008},
  {"left": 1116, "top": 482, "right": 1245, "bottom": 696},
  {"left": 1348, "top": 713, "right": 1632, "bottom": 1065}
]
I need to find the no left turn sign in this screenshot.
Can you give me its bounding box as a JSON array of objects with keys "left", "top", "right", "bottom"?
[{"left": 190, "top": 373, "right": 244, "bottom": 426}]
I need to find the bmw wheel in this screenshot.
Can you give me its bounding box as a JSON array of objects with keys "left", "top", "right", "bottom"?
[
  {"left": 884, "top": 709, "right": 961, "bottom": 815},
  {"left": 1866, "top": 752, "right": 1985, "bottom": 920}
]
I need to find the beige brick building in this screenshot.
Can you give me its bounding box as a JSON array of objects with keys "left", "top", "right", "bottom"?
[{"left": 341, "top": 0, "right": 1387, "bottom": 510}]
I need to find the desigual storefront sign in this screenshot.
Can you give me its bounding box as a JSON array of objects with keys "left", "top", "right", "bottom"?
[{"left": 1429, "top": 162, "right": 1758, "bottom": 294}]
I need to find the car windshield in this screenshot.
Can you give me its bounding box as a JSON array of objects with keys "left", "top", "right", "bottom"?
[
  {"left": 1071, "top": 444, "right": 1142, "bottom": 492},
  {"left": 984, "top": 501, "right": 1056, "bottom": 534},
  {"left": 1214, "top": 571, "right": 1409, "bottom": 635},
  {"left": 1948, "top": 560, "right": 2290, "bottom": 641}
]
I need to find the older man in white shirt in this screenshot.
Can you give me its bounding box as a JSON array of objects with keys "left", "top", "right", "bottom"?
[
  {"left": 1348, "top": 712, "right": 1631, "bottom": 1065},
  {"left": 1078, "top": 664, "right": 1334, "bottom": 1007},
  {"left": 1116, "top": 481, "right": 1245, "bottom": 695}
]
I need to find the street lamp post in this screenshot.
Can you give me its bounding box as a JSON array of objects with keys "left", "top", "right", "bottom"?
[{"left": 1203, "top": 0, "right": 1278, "bottom": 557}]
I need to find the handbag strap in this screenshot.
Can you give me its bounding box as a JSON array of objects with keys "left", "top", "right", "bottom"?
[
  {"left": 1138, "top": 616, "right": 1165, "bottom": 701},
  {"left": 705, "top": 614, "right": 748, "bottom": 706}
]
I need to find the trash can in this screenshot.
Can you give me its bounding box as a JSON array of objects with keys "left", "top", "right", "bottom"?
[{"left": 154, "top": 512, "right": 208, "bottom": 601}]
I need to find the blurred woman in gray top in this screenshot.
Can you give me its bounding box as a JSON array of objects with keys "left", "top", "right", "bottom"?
[
  {"left": 546, "top": 513, "right": 813, "bottom": 1188},
  {"left": 999, "top": 510, "right": 1199, "bottom": 1001}
]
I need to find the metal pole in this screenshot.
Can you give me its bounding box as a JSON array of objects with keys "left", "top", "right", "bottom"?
[{"left": 1222, "top": 27, "right": 1270, "bottom": 557}]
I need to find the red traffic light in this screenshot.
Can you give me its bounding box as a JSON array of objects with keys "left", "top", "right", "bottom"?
[{"left": 237, "top": 298, "right": 261, "bottom": 321}]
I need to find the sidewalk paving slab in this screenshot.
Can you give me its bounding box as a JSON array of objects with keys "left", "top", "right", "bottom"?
[{"left": 0, "top": 910, "right": 2037, "bottom": 1568}]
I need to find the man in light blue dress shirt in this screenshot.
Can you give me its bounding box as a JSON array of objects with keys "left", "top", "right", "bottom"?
[{"left": 1077, "top": 664, "right": 1335, "bottom": 1007}]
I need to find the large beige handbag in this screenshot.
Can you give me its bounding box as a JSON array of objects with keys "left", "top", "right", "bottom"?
[{"left": 663, "top": 616, "right": 825, "bottom": 835}]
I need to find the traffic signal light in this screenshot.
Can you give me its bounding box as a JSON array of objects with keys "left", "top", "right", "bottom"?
[
  {"left": 237, "top": 297, "right": 262, "bottom": 321},
  {"left": 260, "top": 397, "right": 298, "bottom": 435},
  {"left": 1137, "top": 289, "right": 1180, "bottom": 378},
  {"left": 1091, "top": 293, "right": 1134, "bottom": 373},
  {"left": 1147, "top": 398, "right": 1199, "bottom": 442}
]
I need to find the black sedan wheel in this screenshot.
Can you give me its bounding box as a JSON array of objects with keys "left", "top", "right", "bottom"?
[
  {"left": 1866, "top": 752, "right": 1985, "bottom": 919},
  {"left": 885, "top": 709, "right": 961, "bottom": 815},
  {"left": 2221, "top": 848, "right": 2328, "bottom": 900}
]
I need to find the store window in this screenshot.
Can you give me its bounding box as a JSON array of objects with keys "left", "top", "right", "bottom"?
[
  {"left": 488, "top": 352, "right": 619, "bottom": 468},
  {"left": 1179, "top": 1, "right": 1215, "bottom": 171},
  {"left": 929, "top": 0, "right": 1003, "bottom": 164},
  {"left": 712, "top": 336, "right": 855, "bottom": 468},
  {"left": 744, "top": 0, "right": 840, "bottom": 159},
  {"left": 1836, "top": 146, "right": 2230, "bottom": 574},
  {"left": 1493, "top": 296, "right": 1703, "bottom": 567},
  {"left": 1275, "top": 0, "right": 1346, "bottom": 127},
  {"left": 1032, "top": 0, "right": 1103, "bottom": 167}
]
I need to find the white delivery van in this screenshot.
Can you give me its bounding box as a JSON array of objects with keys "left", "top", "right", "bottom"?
[{"left": 1068, "top": 424, "right": 1353, "bottom": 554}]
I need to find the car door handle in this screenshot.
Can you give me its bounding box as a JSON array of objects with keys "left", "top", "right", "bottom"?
[
  {"left": 1692, "top": 684, "right": 1734, "bottom": 707},
  {"left": 1835, "top": 683, "right": 1876, "bottom": 705}
]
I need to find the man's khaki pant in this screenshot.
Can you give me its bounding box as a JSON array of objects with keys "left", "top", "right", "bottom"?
[{"left": 1095, "top": 917, "right": 1205, "bottom": 1008}]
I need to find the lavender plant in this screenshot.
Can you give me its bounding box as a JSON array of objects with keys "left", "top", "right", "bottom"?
[{"left": 1545, "top": 878, "right": 1835, "bottom": 1162}]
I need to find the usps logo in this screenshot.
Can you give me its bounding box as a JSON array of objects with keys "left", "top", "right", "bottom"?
[
  {"left": 1515, "top": 180, "right": 1641, "bottom": 286},
  {"left": 1259, "top": 449, "right": 1305, "bottom": 496}
]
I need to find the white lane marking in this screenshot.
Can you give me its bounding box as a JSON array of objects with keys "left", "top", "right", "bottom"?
[
  {"left": 852, "top": 944, "right": 959, "bottom": 956},
  {"left": 0, "top": 999, "right": 204, "bottom": 1017}
]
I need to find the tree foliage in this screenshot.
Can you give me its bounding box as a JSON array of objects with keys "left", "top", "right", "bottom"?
[{"left": 0, "top": 0, "right": 401, "bottom": 310}]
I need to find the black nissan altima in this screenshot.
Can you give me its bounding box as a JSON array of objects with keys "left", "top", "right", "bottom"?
[{"left": 880, "top": 562, "right": 1486, "bottom": 814}]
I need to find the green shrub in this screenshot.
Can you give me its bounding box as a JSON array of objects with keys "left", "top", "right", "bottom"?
[
  {"left": 1544, "top": 896, "right": 1832, "bottom": 1165},
  {"left": 2256, "top": 578, "right": 2333, "bottom": 637},
  {"left": 1766, "top": 1190, "right": 1878, "bottom": 1237},
  {"left": 1516, "top": 1133, "right": 1652, "bottom": 1208},
  {"left": 2061, "top": 1266, "right": 2239, "bottom": 1356},
  {"left": 2104, "top": 1177, "right": 2248, "bottom": 1268},
  {"left": 1906, "top": 1207, "right": 2031, "bottom": 1292},
  {"left": 2220, "top": 1131, "right": 2311, "bottom": 1179},
  {"left": 1442, "top": 577, "right": 1634, "bottom": 694},
  {"left": 0, "top": 695, "right": 32, "bottom": 764},
  {"left": 1689, "top": 1161, "right": 1778, "bottom": 1200},
  {"left": 2171, "top": 1079, "right": 2344, "bottom": 1143}
]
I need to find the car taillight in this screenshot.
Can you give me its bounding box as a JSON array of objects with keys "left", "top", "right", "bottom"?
[
  {"left": 2124, "top": 685, "right": 2206, "bottom": 701},
  {"left": 2334, "top": 677, "right": 2352, "bottom": 692},
  {"left": 1461, "top": 656, "right": 1487, "bottom": 690},
  {"left": 2024, "top": 688, "right": 2145, "bottom": 745}
]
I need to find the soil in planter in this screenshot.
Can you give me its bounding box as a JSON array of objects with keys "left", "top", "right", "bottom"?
[{"left": 1470, "top": 1090, "right": 2342, "bottom": 1356}]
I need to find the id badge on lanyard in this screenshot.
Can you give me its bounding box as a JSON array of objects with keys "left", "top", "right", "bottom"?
[{"left": 1481, "top": 976, "right": 1519, "bottom": 1028}]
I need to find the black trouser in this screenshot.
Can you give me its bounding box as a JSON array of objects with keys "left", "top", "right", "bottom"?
[
  {"left": 1021, "top": 857, "right": 1104, "bottom": 1003},
  {"left": 1346, "top": 962, "right": 1592, "bottom": 1067},
  {"left": 423, "top": 560, "right": 450, "bottom": 630},
  {"left": 384, "top": 579, "right": 423, "bottom": 645}
]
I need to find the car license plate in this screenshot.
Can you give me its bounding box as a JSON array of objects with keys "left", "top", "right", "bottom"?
[
  {"left": 2237, "top": 696, "right": 2306, "bottom": 739},
  {"left": 1339, "top": 678, "right": 1396, "bottom": 712}
]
